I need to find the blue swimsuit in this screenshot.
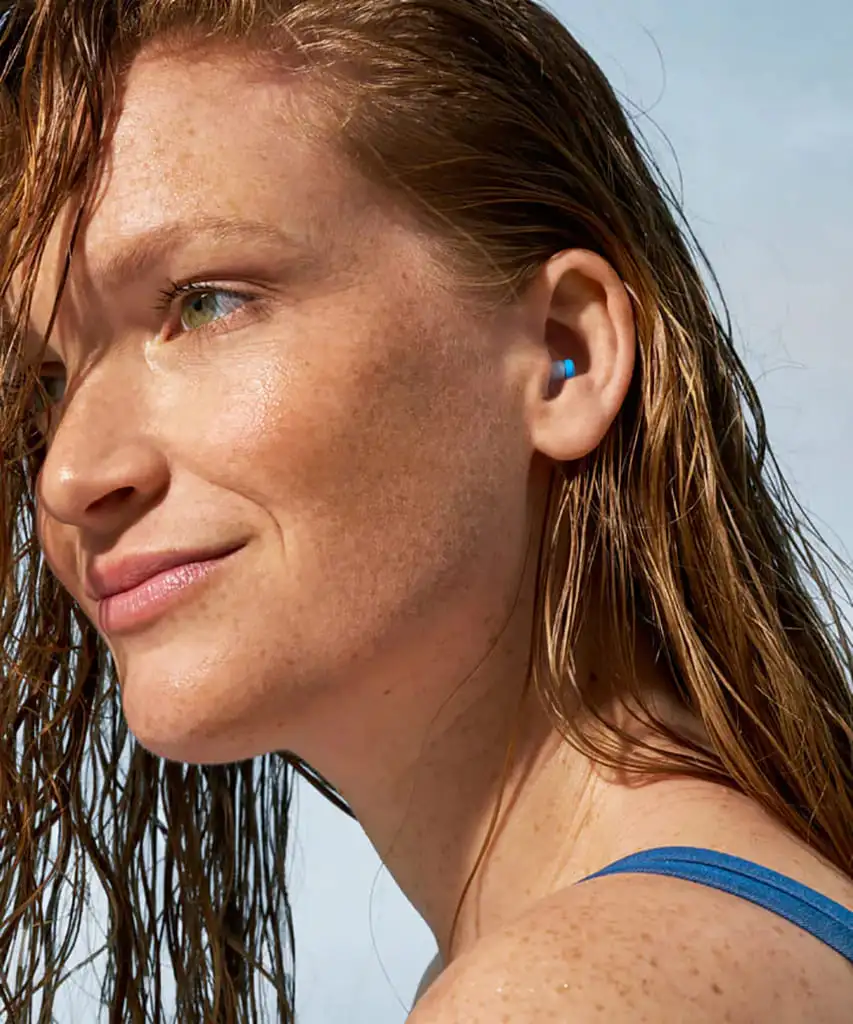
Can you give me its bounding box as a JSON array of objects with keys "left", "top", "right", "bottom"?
[{"left": 581, "top": 845, "right": 853, "bottom": 963}]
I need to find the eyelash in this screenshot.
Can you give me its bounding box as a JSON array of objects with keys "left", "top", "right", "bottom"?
[
  {"left": 16, "top": 283, "right": 261, "bottom": 441},
  {"left": 154, "top": 280, "right": 258, "bottom": 338}
]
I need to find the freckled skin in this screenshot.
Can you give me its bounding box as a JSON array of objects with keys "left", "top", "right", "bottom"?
[
  {"left": 412, "top": 874, "right": 853, "bottom": 1023},
  {"left": 27, "top": 44, "right": 853, "bottom": 1024},
  {"left": 33, "top": 51, "right": 534, "bottom": 765}
]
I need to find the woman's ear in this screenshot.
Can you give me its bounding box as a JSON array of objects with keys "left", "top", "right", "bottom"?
[{"left": 521, "top": 249, "right": 636, "bottom": 462}]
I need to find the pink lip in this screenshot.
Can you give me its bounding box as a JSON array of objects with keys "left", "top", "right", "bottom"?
[
  {"left": 95, "top": 550, "right": 240, "bottom": 635},
  {"left": 86, "top": 547, "right": 242, "bottom": 600}
]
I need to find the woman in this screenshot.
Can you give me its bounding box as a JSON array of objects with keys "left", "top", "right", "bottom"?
[{"left": 1, "top": 1, "right": 851, "bottom": 1021}]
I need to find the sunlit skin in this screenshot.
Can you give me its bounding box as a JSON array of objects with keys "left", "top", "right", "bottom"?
[{"left": 24, "top": 45, "right": 853, "bottom": 1023}]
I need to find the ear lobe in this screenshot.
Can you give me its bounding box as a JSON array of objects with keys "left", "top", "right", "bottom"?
[{"left": 524, "top": 249, "right": 636, "bottom": 464}]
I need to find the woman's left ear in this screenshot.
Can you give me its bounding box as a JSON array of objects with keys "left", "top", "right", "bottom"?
[{"left": 521, "top": 249, "right": 636, "bottom": 463}]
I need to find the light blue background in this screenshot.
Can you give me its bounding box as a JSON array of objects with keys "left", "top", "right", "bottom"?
[{"left": 54, "top": 1, "right": 852, "bottom": 1020}]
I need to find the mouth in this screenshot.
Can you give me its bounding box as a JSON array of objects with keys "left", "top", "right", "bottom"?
[{"left": 95, "top": 546, "right": 243, "bottom": 636}]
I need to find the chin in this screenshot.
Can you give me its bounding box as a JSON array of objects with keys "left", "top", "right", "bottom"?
[
  {"left": 117, "top": 652, "right": 284, "bottom": 766},
  {"left": 125, "top": 709, "right": 258, "bottom": 765},
  {"left": 129, "top": 729, "right": 247, "bottom": 766}
]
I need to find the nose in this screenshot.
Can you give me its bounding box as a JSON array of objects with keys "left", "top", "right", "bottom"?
[{"left": 37, "top": 372, "right": 169, "bottom": 536}]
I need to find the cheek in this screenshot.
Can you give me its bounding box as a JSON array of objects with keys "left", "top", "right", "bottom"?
[
  {"left": 176, "top": 307, "right": 515, "bottom": 624},
  {"left": 119, "top": 301, "right": 530, "bottom": 763}
]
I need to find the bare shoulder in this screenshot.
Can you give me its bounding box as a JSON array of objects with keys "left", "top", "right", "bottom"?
[{"left": 408, "top": 871, "right": 853, "bottom": 1023}]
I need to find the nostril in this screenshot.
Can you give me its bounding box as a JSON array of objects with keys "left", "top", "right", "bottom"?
[{"left": 86, "top": 485, "right": 137, "bottom": 514}]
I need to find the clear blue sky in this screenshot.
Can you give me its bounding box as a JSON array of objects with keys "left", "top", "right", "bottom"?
[{"left": 55, "top": 1, "right": 852, "bottom": 1019}]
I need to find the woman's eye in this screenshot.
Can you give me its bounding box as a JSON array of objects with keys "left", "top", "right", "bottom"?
[
  {"left": 37, "top": 370, "right": 66, "bottom": 408},
  {"left": 179, "top": 290, "right": 247, "bottom": 332},
  {"left": 24, "top": 367, "right": 66, "bottom": 436}
]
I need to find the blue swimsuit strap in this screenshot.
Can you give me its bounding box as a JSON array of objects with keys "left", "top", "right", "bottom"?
[{"left": 579, "top": 845, "right": 853, "bottom": 963}]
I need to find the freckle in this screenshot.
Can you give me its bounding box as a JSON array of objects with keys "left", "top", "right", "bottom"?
[
  {"left": 649, "top": 956, "right": 658, "bottom": 968},
  {"left": 711, "top": 982, "right": 723, "bottom": 995},
  {"left": 383, "top": 688, "right": 392, "bottom": 696}
]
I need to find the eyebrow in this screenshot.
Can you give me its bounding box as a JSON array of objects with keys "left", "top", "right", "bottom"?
[{"left": 87, "top": 215, "right": 313, "bottom": 293}]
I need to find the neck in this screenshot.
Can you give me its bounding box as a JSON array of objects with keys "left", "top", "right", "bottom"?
[{"left": 285, "top": 515, "right": 709, "bottom": 963}]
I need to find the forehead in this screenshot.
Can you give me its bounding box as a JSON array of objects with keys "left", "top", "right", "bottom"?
[
  {"left": 91, "top": 46, "right": 351, "bottom": 254},
  {"left": 19, "top": 45, "right": 438, "bottom": 351}
]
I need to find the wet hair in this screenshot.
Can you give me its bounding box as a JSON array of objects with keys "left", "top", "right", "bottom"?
[{"left": 1, "top": 1, "right": 851, "bottom": 1020}]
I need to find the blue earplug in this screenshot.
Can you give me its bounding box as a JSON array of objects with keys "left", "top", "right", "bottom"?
[{"left": 549, "top": 359, "right": 576, "bottom": 383}]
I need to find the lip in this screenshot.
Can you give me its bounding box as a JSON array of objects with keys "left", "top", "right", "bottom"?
[
  {"left": 87, "top": 545, "right": 244, "bottom": 635},
  {"left": 86, "top": 545, "right": 243, "bottom": 601}
]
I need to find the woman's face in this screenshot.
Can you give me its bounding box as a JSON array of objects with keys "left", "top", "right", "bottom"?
[{"left": 28, "top": 47, "right": 542, "bottom": 763}]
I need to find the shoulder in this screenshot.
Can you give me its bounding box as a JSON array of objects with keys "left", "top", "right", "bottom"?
[
  {"left": 413, "top": 952, "right": 443, "bottom": 1006},
  {"left": 408, "top": 871, "right": 852, "bottom": 1023}
]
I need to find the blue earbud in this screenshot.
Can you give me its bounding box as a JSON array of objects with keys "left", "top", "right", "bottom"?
[{"left": 549, "top": 358, "right": 576, "bottom": 384}]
